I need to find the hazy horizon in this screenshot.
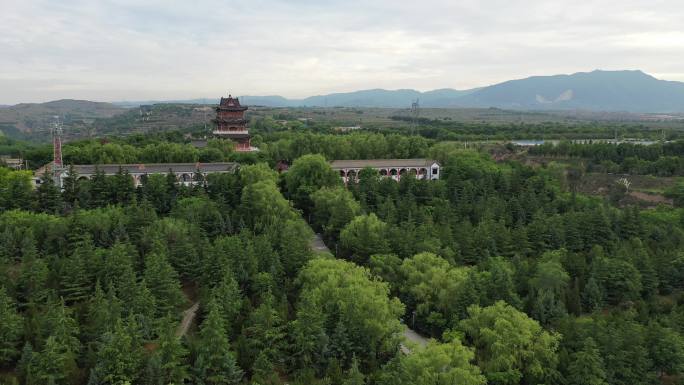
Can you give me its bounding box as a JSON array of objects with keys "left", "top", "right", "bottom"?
[{"left": 2, "top": 0, "right": 683, "bottom": 104}]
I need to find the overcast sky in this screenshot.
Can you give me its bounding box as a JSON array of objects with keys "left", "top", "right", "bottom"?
[{"left": 1, "top": 0, "right": 683, "bottom": 104}]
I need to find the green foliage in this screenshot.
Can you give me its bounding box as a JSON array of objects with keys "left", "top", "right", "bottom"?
[
  {"left": 2, "top": 129, "right": 684, "bottom": 384},
  {"left": 143, "top": 251, "right": 185, "bottom": 316},
  {"left": 88, "top": 319, "right": 144, "bottom": 385},
  {"left": 339, "top": 214, "right": 390, "bottom": 264},
  {"left": 143, "top": 319, "right": 189, "bottom": 385},
  {"left": 239, "top": 163, "right": 279, "bottom": 186},
  {"left": 241, "top": 180, "right": 297, "bottom": 232},
  {"left": 0, "top": 287, "right": 23, "bottom": 364},
  {"left": 193, "top": 301, "right": 243, "bottom": 385},
  {"left": 382, "top": 336, "right": 486, "bottom": 385},
  {"left": 566, "top": 338, "right": 608, "bottom": 385},
  {"left": 312, "top": 186, "right": 361, "bottom": 241},
  {"left": 0, "top": 168, "right": 33, "bottom": 210},
  {"left": 296, "top": 258, "right": 404, "bottom": 371},
  {"left": 459, "top": 301, "right": 560, "bottom": 385},
  {"left": 284, "top": 154, "right": 340, "bottom": 211},
  {"left": 398, "top": 252, "right": 472, "bottom": 335},
  {"left": 646, "top": 323, "right": 684, "bottom": 377}
]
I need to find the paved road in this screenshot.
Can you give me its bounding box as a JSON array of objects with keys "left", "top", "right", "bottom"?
[
  {"left": 404, "top": 328, "right": 429, "bottom": 346},
  {"left": 176, "top": 302, "right": 199, "bottom": 337},
  {"left": 401, "top": 327, "right": 430, "bottom": 354},
  {"left": 311, "top": 233, "right": 331, "bottom": 254}
]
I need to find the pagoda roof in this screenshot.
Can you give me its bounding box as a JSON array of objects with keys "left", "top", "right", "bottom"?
[{"left": 218, "top": 95, "right": 248, "bottom": 111}]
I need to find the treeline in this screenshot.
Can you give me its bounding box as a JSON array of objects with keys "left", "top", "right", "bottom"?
[
  {"left": 388, "top": 115, "right": 678, "bottom": 141},
  {"left": 528, "top": 140, "right": 684, "bottom": 176},
  {"left": 0, "top": 136, "right": 247, "bottom": 170},
  {"left": 2, "top": 131, "right": 431, "bottom": 170},
  {"left": 282, "top": 150, "right": 684, "bottom": 385},
  {"left": 259, "top": 132, "right": 431, "bottom": 162}
]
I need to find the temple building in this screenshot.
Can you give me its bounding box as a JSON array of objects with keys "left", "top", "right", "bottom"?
[
  {"left": 330, "top": 159, "right": 440, "bottom": 183},
  {"left": 212, "top": 94, "right": 257, "bottom": 152}
]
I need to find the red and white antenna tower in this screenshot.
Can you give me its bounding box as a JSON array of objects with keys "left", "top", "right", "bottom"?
[{"left": 51, "top": 115, "right": 63, "bottom": 169}]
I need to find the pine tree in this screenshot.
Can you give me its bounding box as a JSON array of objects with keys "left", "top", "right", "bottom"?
[
  {"left": 111, "top": 167, "right": 136, "bottom": 205},
  {"left": 129, "top": 280, "right": 158, "bottom": 340},
  {"left": 193, "top": 301, "right": 243, "bottom": 385},
  {"left": 33, "top": 336, "right": 69, "bottom": 385},
  {"left": 85, "top": 282, "right": 122, "bottom": 340},
  {"left": 89, "top": 167, "right": 109, "bottom": 208},
  {"left": 144, "top": 319, "right": 189, "bottom": 385},
  {"left": 61, "top": 164, "right": 80, "bottom": 208},
  {"left": 567, "top": 338, "right": 608, "bottom": 385},
  {"left": 88, "top": 319, "right": 144, "bottom": 385},
  {"left": 647, "top": 323, "right": 684, "bottom": 378},
  {"left": 252, "top": 352, "right": 278, "bottom": 385},
  {"left": 143, "top": 251, "right": 185, "bottom": 316},
  {"left": 240, "top": 293, "right": 286, "bottom": 369},
  {"left": 41, "top": 299, "right": 81, "bottom": 358},
  {"left": 291, "top": 293, "right": 329, "bottom": 372},
  {"left": 342, "top": 356, "right": 365, "bottom": 385},
  {"left": 60, "top": 237, "right": 93, "bottom": 304},
  {"left": 17, "top": 247, "right": 50, "bottom": 309},
  {"left": 0, "top": 287, "right": 23, "bottom": 364},
  {"left": 211, "top": 274, "right": 243, "bottom": 334},
  {"left": 18, "top": 342, "right": 35, "bottom": 385},
  {"left": 36, "top": 171, "right": 63, "bottom": 214},
  {"left": 582, "top": 277, "right": 604, "bottom": 313}
]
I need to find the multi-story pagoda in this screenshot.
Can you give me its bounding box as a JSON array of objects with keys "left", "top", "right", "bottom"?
[{"left": 213, "top": 94, "right": 256, "bottom": 152}]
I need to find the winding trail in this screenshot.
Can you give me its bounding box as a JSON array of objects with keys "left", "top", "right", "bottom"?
[
  {"left": 176, "top": 302, "right": 200, "bottom": 337},
  {"left": 401, "top": 328, "right": 430, "bottom": 354},
  {"left": 310, "top": 233, "right": 331, "bottom": 254}
]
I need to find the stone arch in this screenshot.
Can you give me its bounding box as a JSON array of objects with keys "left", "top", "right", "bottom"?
[
  {"left": 380, "top": 169, "right": 388, "bottom": 176},
  {"left": 390, "top": 168, "right": 398, "bottom": 176},
  {"left": 339, "top": 170, "right": 347, "bottom": 177}
]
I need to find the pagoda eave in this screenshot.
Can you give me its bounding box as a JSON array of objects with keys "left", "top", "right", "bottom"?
[
  {"left": 216, "top": 106, "right": 248, "bottom": 112},
  {"left": 212, "top": 118, "right": 248, "bottom": 124}
]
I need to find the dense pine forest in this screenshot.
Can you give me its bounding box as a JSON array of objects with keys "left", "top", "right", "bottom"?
[{"left": 2, "top": 130, "right": 684, "bottom": 385}]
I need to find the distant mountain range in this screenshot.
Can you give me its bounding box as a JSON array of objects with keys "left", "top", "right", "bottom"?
[
  {"left": 4, "top": 70, "right": 684, "bottom": 114},
  {"left": 113, "top": 70, "right": 684, "bottom": 113},
  {"left": 239, "top": 70, "right": 684, "bottom": 112}
]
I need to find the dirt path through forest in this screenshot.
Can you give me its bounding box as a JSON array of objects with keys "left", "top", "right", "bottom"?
[{"left": 176, "top": 302, "right": 199, "bottom": 337}]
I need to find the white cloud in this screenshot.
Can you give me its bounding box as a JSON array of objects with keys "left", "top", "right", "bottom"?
[{"left": 0, "top": 0, "right": 683, "bottom": 103}]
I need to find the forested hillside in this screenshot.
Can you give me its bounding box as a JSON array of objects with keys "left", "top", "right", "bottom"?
[{"left": 1, "top": 133, "right": 684, "bottom": 385}]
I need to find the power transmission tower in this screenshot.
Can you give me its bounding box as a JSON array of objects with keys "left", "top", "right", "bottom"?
[
  {"left": 51, "top": 115, "right": 64, "bottom": 169},
  {"left": 410, "top": 98, "right": 420, "bottom": 136}
]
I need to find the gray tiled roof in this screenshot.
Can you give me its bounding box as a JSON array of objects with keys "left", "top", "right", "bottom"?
[
  {"left": 70, "top": 162, "right": 238, "bottom": 175},
  {"left": 329, "top": 159, "right": 438, "bottom": 169}
]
